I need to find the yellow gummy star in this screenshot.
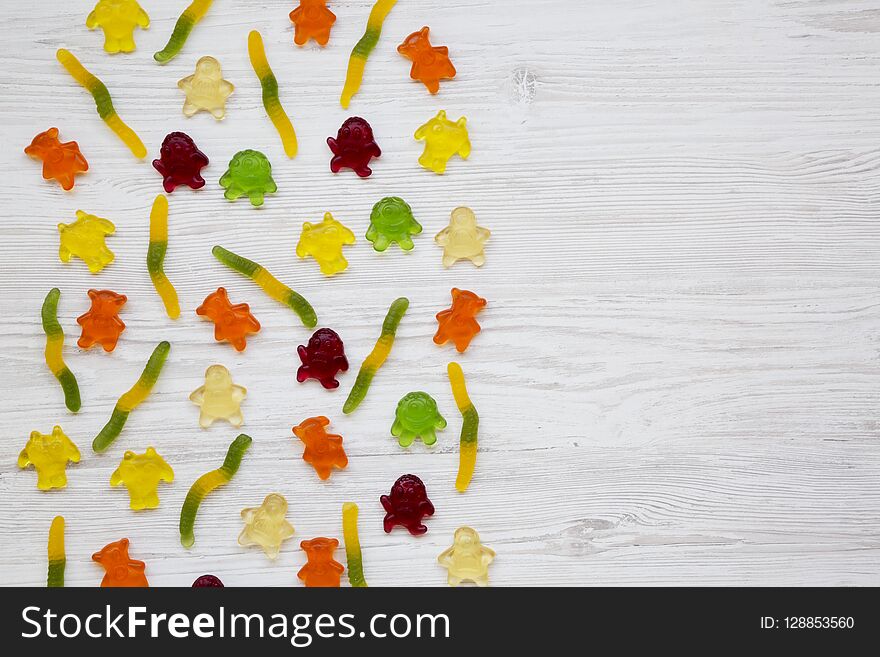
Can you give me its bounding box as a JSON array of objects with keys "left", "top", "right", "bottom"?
[
  {"left": 18, "top": 426, "right": 81, "bottom": 490},
  {"left": 238, "top": 493, "right": 295, "bottom": 559},
  {"left": 178, "top": 56, "right": 235, "bottom": 120},
  {"left": 437, "top": 526, "right": 496, "bottom": 587}
]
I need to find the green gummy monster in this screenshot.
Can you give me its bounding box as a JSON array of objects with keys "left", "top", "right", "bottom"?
[
  {"left": 365, "top": 196, "right": 422, "bottom": 252},
  {"left": 391, "top": 391, "right": 446, "bottom": 447},
  {"left": 219, "top": 149, "right": 277, "bottom": 207}
]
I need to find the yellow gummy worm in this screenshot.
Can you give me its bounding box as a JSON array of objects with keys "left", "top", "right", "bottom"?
[
  {"left": 342, "top": 503, "right": 367, "bottom": 587},
  {"left": 340, "top": 0, "right": 398, "bottom": 108},
  {"left": 47, "top": 516, "right": 65, "bottom": 587},
  {"left": 148, "top": 195, "right": 181, "bottom": 319},
  {"left": 248, "top": 30, "right": 297, "bottom": 158},
  {"left": 448, "top": 362, "right": 479, "bottom": 492}
]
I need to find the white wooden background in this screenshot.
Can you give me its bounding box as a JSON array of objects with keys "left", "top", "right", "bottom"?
[{"left": 1, "top": 0, "right": 879, "bottom": 587}]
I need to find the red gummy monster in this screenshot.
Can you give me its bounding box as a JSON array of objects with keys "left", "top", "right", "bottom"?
[
  {"left": 296, "top": 328, "right": 348, "bottom": 389},
  {"left": 152, "top": 131, "right": 209, "bottom": 193},
  {"left": 327, "top": 117, "right": 381, "bottom": 178},
  {"left": 192, "top": 574, "right": 224, "bottom": 587},
  {"left": 380, "top": 474, "right": 435, "bottom": 536}
]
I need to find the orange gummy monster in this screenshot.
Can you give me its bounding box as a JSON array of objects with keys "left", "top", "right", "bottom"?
[
  {"left": 25, "top": 127, "right": 89, "bottom": 191},
  {"left": 77, "top": 289, "right": 127, "bottom": 352},
  {"left": 397, "top": 27, "right": 456, "bottom": 94},
  {"left": 297, "top": 537, "right": 344, "bottom": 587},
  {"left": 434, "top": 288, "right": 487, "bottom": 353},
  {"left": 196, "top": 287, "right": 261, "bottom": 351},
  {"left": 92, "top": 538, "right": 149, "bottom": 587},
  {"left": 289, "top": 0, "right": 336, "bottom": 47},
  {"left": 292, "top": 416, "right": 348, "bottom": 480}
]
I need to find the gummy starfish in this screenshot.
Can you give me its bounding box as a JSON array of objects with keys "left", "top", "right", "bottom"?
[
  {"left": 77, "top": 289, "right": 127, "bottom": 352},
  {"left": 238, "top": 493, "right": 295, "bottom": 559},
  {"left": 196, "top": 287, "right": 261, "bottom": 351},
  {"left": 25, "top": 128, "right": 88, "bottom": 190},
  {"left": 178, "top": 56, "right": 234, "bottom": 120}
]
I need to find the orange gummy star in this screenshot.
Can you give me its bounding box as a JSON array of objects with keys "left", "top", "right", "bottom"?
[
  {"left": 292, "top": 416, "right": 348, "bottom": 480},
  {"left": 92, "top": 538, "right": 149, "bottom": 587},
  {"left": 196, "top": 287, "right": 261, "bottom": 351},
  {"left": 25, "top": 127, "right": 89, "bottom": 191},
  {"left": 289, "top": 0, "right": 336, "bottom": 47},
  {"left": 297, "top": 537, "right": 344, "bottom": 587},
  {"left": 433, "top": 288, "right": 487, "bottom": 353},
  {"left": 77, "top": 289, "right": 127, "bottom": 352},
  {"left": 397, "top": 27, "right": 456, "bottom": 94}
]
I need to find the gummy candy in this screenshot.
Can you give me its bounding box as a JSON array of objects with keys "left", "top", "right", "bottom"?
[
  {"left": 212, "top": 246, "right": 317, "bottom": 327},
  {"left": 147, "top": 195, "right": 181, "bottom": 319},
  {"left": 196, "top": 287, "right": 261, "bottom": 352},
  {"left": 397, "top": 27, "right": 456, "bottom": 94},
  {"left": 414, "top": 110, "right": 471, "bottom": 174},
  {"left": 392, "top": 392, "right": 447, "bottom": 448},
  {"left": 342, "top": 503, "right": 367, "bottom": 587},
  {"left": 18, "top": 426, "right": 81, "bottom": 490},
  {"left": 41, "top": 288, "right": 81, "bottom": 413},
  {"left": 92, "top": 341, "right": 171, "bottom": 453},
  {"left": 327, "top": 117, "right": 381, "bottom": 178},
  {"left": 152, "top": 132, "right": 208, "bottom": 193},
  {"left": 179, "top": 56, "right": 234, "bottom": 120},
  {"left": 296, "top": 212, "right": 356, "bottom": 276},
  {"left": 25, "top": 128, "right": 88, "bottom": 191},
  {"left": 190, "top": 364, "right": 247, "bottom": 428},
  {"left": 238, "top": 493, "right": 295, "bottom": 560},
  {"left": 438, "top": 526, "right": 495, "bottom": 587},
  {"left": 77, "top": 289, "right": 127, "bottom": 352},
  {"left": 366, "top": 197, "right": 422, "bottom": 252},
  {"left": 435, "top": 207, "right": 490, "bottom": 268},
  {"left": 343, "top": 297, "right": 408, "bottom": 414},
  {"left": 381, "top": 474, "right": 434, "bottom": 535},
  {"left": 296, "top": 328, "right": 348, "bottom": 389},
  {"left": 292, "top": 416, "right": 348, "bottom": 480},
  {"left": 180, "top": 434, "right": 252, "bottom": 548},
  {"left": 434, "top": 288, "right": 487, "bottom": 353},
  {"left": 58, "top": 210, "right": 115, "bottom": 274},
  {"left": 192, "top": 574, "right": 224, "bottom": 587},
  {"left": 110, "top": 447, "right": 174, "bottom": 510},
  {"left": 447, "top": 362, "right": 479, "bottom": 492},
  {"left": 289, "top": 0, "right": 336, "bottom": 46},
  {"left": 154, "top": 0, "right": 213, "bottom": 64},
  {"left": 47, "top": 516, "right": 65, "bottom": 587},
  {"left": 298, "top": 538, "right": 344, "bottom": 587},
  {"left": 92, "top": 538, "right": 148, "bottom": 587},
  {"left": 86, "top": 0, "right": 149, "bottom": 54},
  {"left": 219, "top": 150, "right": 277, "bottom": 207},
  {"left": 56, "top": 49, "right": 146, "bottom": 159},
  {"left": 248, "top": 31, "right": 298, "bottom": 158},
  {"left": 340, "top": 0, "right": 397, "bottom": 108}
]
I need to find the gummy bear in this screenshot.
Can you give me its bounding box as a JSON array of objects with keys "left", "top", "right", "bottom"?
[
  {"left": 327, "top": 117, "right": 381, "bottom": 178},
  {"left": 152, "top": 132, "right": 208, "bottom": 193},
  {"left": 196, "top": 287, "right": 261, "bottom": 351},
  {"left": 296, "top": 213, "right": 356, "bottom": 276},
  {"left": 296, "top": 328, "right": 348, "bottom": 389},
  {"left": 366, "top": 197, "right": 422, "bottom": 252},
  {"left": 438, "top": 527, "right": 495, "bottom": 587},
  {"left": 58, "top": 210, "right": 115, "bottom": 274},
  {"left": 397, "top": 27, "right": 456, "bottom": 94},
  {"left": 435, "top": 207, "right": 490, "bottom": 267},
  {"left": 18, "top": 426, "right": 80, "bottom": 491},
  {"left": 219, "top": 149, "right": 277, "bottom": 207},
  {"left": 392, "top": 392, "right": 447, "bottom": 448},
  {"left": 289, "top": 0, "right": 336, "bottom": 46},
  {"left": 25, "top": 128, "right": 88, "bottom": 191},
  {"left": 434, "top": 288, "right": 487, "bottom": 353},
  {"left": 92, "top": 538, "right": 148, "bottom": 587},
  {"left": 190, "top": 364, "right": 247, "bottom": 428},
  {"left": 292, "top": 416, "right": 349, "bottom": 480},
  {"left": 77, "top": 289, "right": 127, "bottom": 352},
  {"left": 192, "top": 574, "right": 224, "bottom": 587},
  {"left": 238, "top": 493, "right": 296, "bottom": 560},
  {"left": 110, "top": 446, "right": 174, "bottom": 510},
  {"left": 86, "top": 0, "right": 150, "bottom": 54},
  {"left": 298, "top": 537, "right": 344, "bottom": 587},
  {"left": 414, "top": 110, "right": 471, "bottom": 174},
  {"left": 380, "top": 474, "right": 435, "bottom": 535},
  {"left": 178, "top": 56, "right": 234, "bottom": 120}
]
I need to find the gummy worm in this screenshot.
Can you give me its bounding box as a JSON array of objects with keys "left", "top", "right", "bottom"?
[
  {"left": 448, "top": 362, "right": 479, "bottom": 492},
  {"left": 180, "top": 434, "right": 252, "bottom": 548},
  {"left": 212, "top": 246, "right": 317, "bottom": 328},
  {"left": 56, "top": 49, "right": 146, "bottom": 159},
  {"left": 42, "top": 288, "right": 81, "bottom": 413},
  {"left": 342, "top": 503, "right": 367, "bottom": 587},
  {"left": 154, "top": 0, "right": 214, "bottom": 64},
  {"left": 340, "top": 0, "right": 398, "bottom": 108},
  {"left": 342, "top": 297, "right": 408, "bottom": 414},
  {"left": 248, "top": 30, "right": 298, "bottom": 158},
  {"left": 47, "top": 516, "right": 65, "bottom": 588},
  {"left": 148, "top": 195, "right": 181, "bottom": 319},
  {"left": 92, "top": 341, "right": 171, "bottom": 453}
]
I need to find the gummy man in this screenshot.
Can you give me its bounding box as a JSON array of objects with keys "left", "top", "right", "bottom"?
[
  {"left": 178, "top": 56, "right": 234, "bottom": 120},
  {"left": 437, "top": 527, "right": 495, "bottom": 587},
  {"left": 397, "top": 27, "right": 456, "bottom": 94},
  {"left": 327, "top": 117, "right": 381, "bottom": 178},
  {"left": 238, "top": 493, "right": 296, "bottom": 560},
  {"left": 58, "top": 210, "right": 115, "bottom": 273},
  {"left": 18, "top": 426, "right": 80, "bottom": 491},
  {"left": 296, "top": 213, "right": 356, "bottom": 276},
  {"left": 434, "top": 288, "right": 487, "bottom": 353},
  {"left": 152, "top": 132, "right": 208, "bottom": 193},
  {"left": 380, "top": 474, "right": 435, "bottom": 535},
  {"left": 296, "top": 328, "right": 349, "bottom": 389},
  {"left": 292, "top": 416, "right": 349, "bottom": 480},
  {"left": 92, "top": 538, "right": 148, "bottom": 587},
  {"left": 219, "top": 149, "right": 277, "bottom": 207},
  {"left": 196, "top": 287, "right": 261, "bottom": 351},
  {"left": 392, "top": 391, "right": 447, "bottom": 448},
  {"left": 297, "top": 538, "right": 344, "bottom": 587},
  {"left": 366, "top": 196, "right": 422, "bottom": 252},
  {"left": 86, "top": 0, "right": 150, "bottom": 54},
  {"left": 414, "top": 110, "right": 471, "bottom": 174},
  {"left": 435, "top": 207, "right": 490, "bottom": 267},
  {"left": 189, "top": 364, "right": 247, "bottom": 428},
  {"left": 110, "top": 447, "right": 174, "bottom": 510},
  {"left": 77, "top": 289, "right": 127, "bottom": 352},
  {"left": 289, "top": 0, "right": 336, "bottom": 46},
  {"left": 25, "top": 128, "right": 88, "bottom": 191}
]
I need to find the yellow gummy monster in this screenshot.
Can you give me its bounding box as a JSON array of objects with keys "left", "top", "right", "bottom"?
[
  {"left": 414, "top": 110, "right": 471, "bottom": 174},
  {"left": 110, "top": 447, "right": 174, "bottom": 510},
  {"left": 178, "top": 56, "right": 234, "bottom": 120},
  {"left": 189, "top": 364, "right": 246, "bottom": 428},
  {"left": 437, "top": 526, "right": 496, "bottom": 587},
  {"left": 296, "top": 212, "right": 356, "bottom": 276},
  {"left": 238, "top": 493, "right": 295, "bottom": 560},
  {"left": 435, "top": 207, "right": 490, "bottom": 268},
  {"left": 86, "top": 0, "right": 149, "bottom": 53},
  {"left": 58, "top": 210, "right": 115, "bottom": 274},
  {"left": 18, "top": 426, "right": 81, "bottom": 491}
]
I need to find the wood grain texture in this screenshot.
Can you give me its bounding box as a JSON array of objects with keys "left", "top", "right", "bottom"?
[{"left": 0, "top": 0, "right": 879, "bottom": 586}]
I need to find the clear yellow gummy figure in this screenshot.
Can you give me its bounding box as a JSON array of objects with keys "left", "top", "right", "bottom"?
[
  {"left": 296, "top": 212, "right": 356, "bottom": 276},
  {"left": 58, "top": 210, "right": 115, "bottom": 273},
  {"left": 189, "top": 364, "right": 246, "bottom": 428},
  {"left": 238, "top": 493, "right": 295, "bottom": 560},
  {"left": 18, "top": 426, "right": 81, "bottom": 491},
  {"left": 110, "top": 447, "right": 174, "bottom": 510},
  {"left": 437, "top": 526, "right": 495, "bottom": 587},
  {"left": 86, "top": 0, "right": 150, "bottom": 54},
  {"left": 178, "top": 56, "right": 234, "bottom": 120},
  {"left": 435, "top": 207, "right": 490, "bottom": 267},
  {"left": 414, "top": 110, "right": 471, "bottom": 174}
]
